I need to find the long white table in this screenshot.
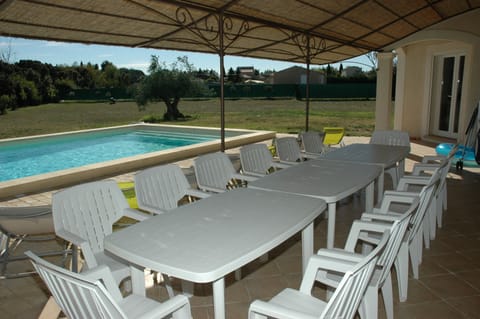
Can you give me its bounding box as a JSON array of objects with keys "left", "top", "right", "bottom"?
[
  {"left": 104, "top": 188, "right": 326, "bottom": 319},
  {"left": 321, "top": 143, "right": 410, "bottom": 201},
  {"left": 249, "top": 159, "right": 382, "bottom": 249}
]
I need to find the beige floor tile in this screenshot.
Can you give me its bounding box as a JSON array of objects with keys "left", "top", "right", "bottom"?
[
  {"left": 420, "top": 274, "right": 479, "bottom": 299},
  {"left": 446, "top": 295, "right": 480, "bottom": 319},
  {"left": 393, "top": 300, "right": 467, "bottom": 319},
  {"left": 2, "top": 137, "right": 480, "bottom": 318}
]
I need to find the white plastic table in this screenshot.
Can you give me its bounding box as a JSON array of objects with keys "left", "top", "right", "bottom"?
[
  {"left": 104, "top": 188, "right": 326, "bottom": 319},
  {"left": 321, "top": 143, "right": 410, "bottom": 201},
  {"left": 249, "top": 159, "right": 382, "bottom": 249}
]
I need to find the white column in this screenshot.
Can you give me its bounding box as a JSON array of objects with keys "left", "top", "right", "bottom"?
[
  {"left": 375, "top": 52, "right": 394, "bottom": 130},
  {"left": 393, "top": 48, "right": 406, "bottom": 130}
]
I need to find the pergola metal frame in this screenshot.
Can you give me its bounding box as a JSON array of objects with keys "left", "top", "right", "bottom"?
[{"left": 1, "top": 0, "right": 479, "bottom": 150}]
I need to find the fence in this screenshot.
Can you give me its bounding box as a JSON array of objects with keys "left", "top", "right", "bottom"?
[{"left": 61, "top": 83, "right": 376, "bottom": 101}]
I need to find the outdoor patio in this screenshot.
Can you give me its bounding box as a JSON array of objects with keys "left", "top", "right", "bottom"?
[{"left": 1, "top": 136, "right": 480, "bottom": 319}]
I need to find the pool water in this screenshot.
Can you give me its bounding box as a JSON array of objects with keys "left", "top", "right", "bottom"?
[{"left": 0, "top": 129, "right": 216, "bottom": 182}]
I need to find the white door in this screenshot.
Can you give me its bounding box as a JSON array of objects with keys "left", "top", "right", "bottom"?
[{"left": 430, "top": 54, "right": 465, "bottom": 138}]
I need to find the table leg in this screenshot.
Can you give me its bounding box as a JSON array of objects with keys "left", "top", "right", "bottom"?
[
  {"left": 301, "top": 222, "right": 314, "bottom": 274},
  {"left": 326, "top": 202, "right": 336, "bottom": 249},
  {"left": 131, "top": 265, "right": 146, "bottom": 296},
  {"left": 377, "top": 171, "right": 385, "bottom": 203},
  {"left": 365, "top": 181, "right": 374, "bottom": 212},
  {"left": 213, "top": 277, "right": 226, "bottom": 319}
]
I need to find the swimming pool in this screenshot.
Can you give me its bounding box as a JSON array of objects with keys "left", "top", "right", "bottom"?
[
  {"left": 1, "top": 129, "right": 216, "bottom": 182},
  {"left": 0, "top": 124, "right": 275, "bottom": 199}
]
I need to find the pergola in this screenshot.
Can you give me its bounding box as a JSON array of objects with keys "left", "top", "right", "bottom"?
[{"left": 1, "top": 0, "right": 479, "bottom": 150}]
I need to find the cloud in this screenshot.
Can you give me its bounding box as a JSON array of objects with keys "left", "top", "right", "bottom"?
[
  {"left": 44, "top": 41, "right": 69, "bottom": 47},
  {"left": 0, "top": 40, "right": 29, "bottom": 47},
  {"left": 118, "top": 62, "right": 149, "bottom": 71}
]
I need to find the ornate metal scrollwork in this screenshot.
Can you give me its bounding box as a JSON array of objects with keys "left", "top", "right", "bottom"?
[
  {"left": 291, "top": 32, "right": 327, "bottom": 61},
  {"left": 175, "top": 6, "right": 252, "bottom": 53}
]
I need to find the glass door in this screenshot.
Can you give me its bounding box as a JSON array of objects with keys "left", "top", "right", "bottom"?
[{"left": 430, "top": 54, "right": 465, "bottom": 138}]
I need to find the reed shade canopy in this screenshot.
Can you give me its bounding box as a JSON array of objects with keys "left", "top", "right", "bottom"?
[{"left": 1, "top": 0, "right": 479, "bottom": 148}]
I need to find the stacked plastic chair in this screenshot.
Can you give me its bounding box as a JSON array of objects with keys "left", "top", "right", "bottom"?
[
  {"left": 249, "top": 231, "right": 389, "bottom": 319},
  {"left": 239, "top": 143, "right": 291, "bottom": 177}
]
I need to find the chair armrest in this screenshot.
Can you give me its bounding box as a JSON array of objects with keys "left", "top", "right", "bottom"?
[
  {"left": 240, "top": 171, "right": 266, "bottom": 177},
  {"left": 55, "top": 229, "right": 97, "bottom": 267},
  {"left": 422, "top": 155, "right": 446, "bottom": 163},
  {"left": 232, "top": 173, "right": 258, "bottom": 182},
  {"left": 379, "top": 191, "right": 420, "bottom": 212},
  {"left": 137, "top": 204, "right": 168, "bottom": 215},
  {"left": 316, "top": 248, "right": 364, "bottom": 263},
  {"left": 249, "top": 299, "right": 304, "bottom": 319},
  {"left": 123, "top": 208, "right": 150, "bottom": 221},
  {"left": 361, "top": 212, "right": 401, "bottom": 223},
  {"left": 344, "top": 220, "right": 391, "bottom": 251},
  {"left": 384, "top": 190, "right": 421, "bottom": 198},
  {"left": 397, "top": 176, "right": 430, "bottom": 190},
  {"left": 278, "top": 159, "right": 300, "bottom": 165},
  {"left": 185, "top": 188, "right": 211, "bottom": 199},
  {"left": 299, "top": 254, "right": 356, "bottom": 293},
  {"left": 272, "top": 162, "right": 293, "bottom": 169},
  {"left": 302, "top": 153, "right": 320, "bottom": 160},
  {"left": 412, "top": 163, "right": 440, "bottom": 176},
  {"left": 55, "top": 229, "right": 88, "bottom": 248},
  {"left": 81, "top": 264, "right": 122, "bottom": 301},
  {"left": 198, "top": 185, "right": 226, "bottom": 193},
  {"left": 136, "top": 295, "right": 191, "bottom": 319}
]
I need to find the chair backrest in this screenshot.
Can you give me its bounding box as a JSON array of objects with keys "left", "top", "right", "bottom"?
[
  {"left": 376, "top": 201, "right": 417, "bottom": 286},
  {"left": 370, "top": 130, "right": 410, "bottom": 147},
  {"left": 300, "top": 131, "right": 325, "bottom": 155},
  {"left": 194, "top": 152, "right": 236, "bottom": 191},
  {"left": 135, "top": 164, "right": 191, "bottom": 212},
  {"left": 437, "top": 150, "right": 455, "bottom": 190},
  {"left": 319, "top": 231, "right": 389, "bottom": 319},
  {"left": 323, "top": 127, "right": 345, "bottom": 146},
  {"left": 52, "top": 180, "right": 129, "bottom": 259},
  {"left": 275, "top": 136, "right": 303, "bottom": 163},
  {"left": 26, "top": 251, "right": 126, "bottom": 319},
  {"left": 408, "top": 170, "right": 441, "bottom": 243},
  {"left": 239, "top": 143, "right": 275, "bottom": 176}
]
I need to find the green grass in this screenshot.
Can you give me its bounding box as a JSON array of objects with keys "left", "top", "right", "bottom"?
[{"left": 0, "top": 98, "right": 375, "bottom": 139}]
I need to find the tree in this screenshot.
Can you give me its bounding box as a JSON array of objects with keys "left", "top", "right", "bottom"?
[{"left": 135, "top": 55, "right": 209, "bottom": 121}]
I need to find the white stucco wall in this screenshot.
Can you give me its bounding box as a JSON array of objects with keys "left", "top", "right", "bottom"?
[{"left": 383, "top": 8, "right": 480, "bottom": 141}]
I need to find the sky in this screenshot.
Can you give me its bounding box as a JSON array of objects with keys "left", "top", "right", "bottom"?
[{"left": 0, "top": 36, "right": 374, "bottom": 74}]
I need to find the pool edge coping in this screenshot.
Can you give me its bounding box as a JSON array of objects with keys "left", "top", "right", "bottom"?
[{"left": 0, "top": 124, "right": 275, "bottom": 200}]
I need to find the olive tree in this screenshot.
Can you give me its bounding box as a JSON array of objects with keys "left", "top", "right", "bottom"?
[{"left": 136, "top": 55, "right": 210, "bottom": 121}]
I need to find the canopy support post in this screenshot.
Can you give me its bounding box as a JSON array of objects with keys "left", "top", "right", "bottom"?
[
  {"left": 219, "top": 11, "right": 226, "bottom": 152},
  {"left": 305, "top": 36, "right": 311, "bottom": 132}
]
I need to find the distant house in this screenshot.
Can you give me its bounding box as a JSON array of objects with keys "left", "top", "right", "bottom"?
[
  {"left": 341, "top": 66, "right": 363, "bottom": 78},
  {"left": 270, "top": 66, "right": 326, "bottom": 84},
  {"left": 237, "top": 66, "right": 255, "bottom": 81}
]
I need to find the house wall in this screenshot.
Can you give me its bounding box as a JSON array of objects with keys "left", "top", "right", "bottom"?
[
  {"left": 385, "top": 8, "right": 480, "bottom": 141},
  {"left": 273, "top": 67, "right": 325, "bottom": 84}
]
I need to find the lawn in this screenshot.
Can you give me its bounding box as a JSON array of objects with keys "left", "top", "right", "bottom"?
[{"left": 0, "top": 98, "right": 376, "bottom": 139}]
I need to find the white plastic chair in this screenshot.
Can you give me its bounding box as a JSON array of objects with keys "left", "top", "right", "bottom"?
[
  {"left": 363, "top": 170, "right": 440, "bottom": 302},
  {"left": 52, "top": 180, "right": 152, "bottom": 290},
  {"left": 239, "top": 143, "right": 291, "bottom": 177},
  {"left": 410, "top": 144, "right": 456, "bottom": 233},
  {"left": 248, "top": 230, "right": 389, "bottom": 319},
  {"left": 134, "top": 164, "right": 210, "bottom": 215},
  {"left": 26, "top": 251, "right": 192, "bottom": 319},
  {"left": 275, "top": 136, "right": 319, "bottom": 163},
  {"left": 193, "top": 152, "right": 257, "bottom": 193},
  {"left": 370, "top": 130, "right": 410, "bottom": 187},
  {"left": 316, "top": 203, "right": 416, "bottom": 319},
  {"left": 300, "top": 131, "right": 327, "bottom": 155}
]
